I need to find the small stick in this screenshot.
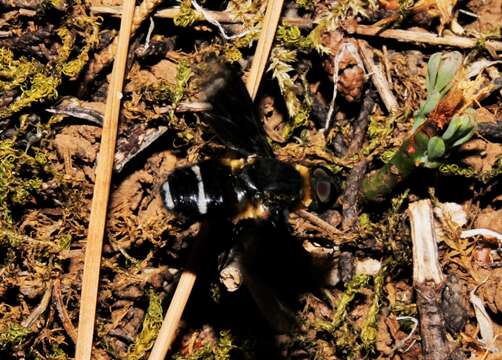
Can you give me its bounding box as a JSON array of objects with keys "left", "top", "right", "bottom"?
[
  {"left": 74, "top": 0, "right": 136, "bottom": 358},
  {"left": 21, "top": 282, "right": 52, "bottom": 328},
  {"left": 54, "top": 278, "right": 78, "bottom": 344},
  {"left": 148, "top": 228, "right": 206, "bottom": 360},
  {"left": 352, "top": 25, "right": 502, "bottom": 52},
  {"left": 245, "top": 0, "right": 285, "bottom": 99},
  {"left": 340, "top": 159, "right": 368, "bottom": 230},
  {"left": 296, "top": 209, "right": 343, "bottom": 237},
  {"left": 357, "top": 40, "right": 399, "bottom": 114},
  {"left": 408, "top": 200, "right": 453, "bottom": 360},
  {"left": 91, "top": 5, "right": 312, "bottom": 28}
]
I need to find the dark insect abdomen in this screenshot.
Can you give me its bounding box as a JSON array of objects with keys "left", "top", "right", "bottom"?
[{"left": 161, "top": 160, "right": 242, "bottom": 219}]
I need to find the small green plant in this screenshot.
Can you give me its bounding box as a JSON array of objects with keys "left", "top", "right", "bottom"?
[{"left": 363, "top": 51, "right": 477, "bottom": 201}]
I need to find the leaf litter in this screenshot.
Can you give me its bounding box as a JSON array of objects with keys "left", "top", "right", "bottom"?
[{"left": 0, "top": 0, "right": 502, "bottom": 359}]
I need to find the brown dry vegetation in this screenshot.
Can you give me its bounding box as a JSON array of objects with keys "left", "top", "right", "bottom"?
[{"left": 0, "top": 0, "right": 502, "bottom": 359}]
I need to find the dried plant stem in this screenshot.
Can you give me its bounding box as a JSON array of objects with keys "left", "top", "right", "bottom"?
[
  {"left": 357, "top": 40, "right": 398, "bottom": 114},
  {"left": 91, "top": 5, "right": 312, "bottom": 28},
  {"left": 82, "top": 0, "right": 163, "bottom": 88},
  {"left": 340, "top": 159, "right": 368, "bottom": 230},
  {"left": 54, "top": 278, "right": 78, "bottom": 344},
  {"left": 245, "top": 0, "right": 285, "bottom": 99},
  {"left": 408, "top": 200, "right": 451, "bottom": 360},
  {"left": 74, "top": 0, "right": 136, "bottom": 358},
  {"left": 21, "top": 282, "right": 52, "bottom": 328},
  {"left": 353, "top": 25, "right": 502, "bottom": 52},
  {"left": 148, "top": 231, "right": 206, "bottom": 360},
  {"left": 296, "top": 209, "right": 343, "bottom": 237}
]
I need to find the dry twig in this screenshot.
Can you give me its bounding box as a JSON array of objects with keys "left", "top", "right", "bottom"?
[
  {"left": 54, "top": 278, "right": 78, "bottom": 344},
  {"left": 245, "top": 0, "right": 285, "bottom": 99},
  {"left": 148, "top": 230, "right": 206, "bottom": 360},
  {"left": 75, "top": 0, "right": 136, "bottom": 358},
  {"left": 353, "top": 25, "right": 502, "bottom": 52},
  {"left": 357, "top": 40, "right": 398, "bottom": 114},
  {"left": 408, "top": 200, "right": 460, "bottom": 360},
  {"left": 21, "top": 282, "right": 52, "bottom": 328}
]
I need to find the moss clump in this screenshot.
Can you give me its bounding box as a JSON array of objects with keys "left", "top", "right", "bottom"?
[
  {"left": 174, "top": 330, "right": 249, "bottom": 360},
  {"left": 0, "top": 324, "right": 31, "bottom": 351},
  {"left": 360, "top": 272, "right": 385, "bottom": 351},
  {"left": 174, "top": 0, "right": 198, "bottom": 27},
  {"left": 0, "top": 140, "right": 47, "bottom": 223},
  {"left": 127, "top": 290, "right": 163, "bottom": 360}
]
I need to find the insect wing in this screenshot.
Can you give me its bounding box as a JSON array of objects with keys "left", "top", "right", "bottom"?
[{"left": 199, "top": 60, "right": 273, "bottom": 158}]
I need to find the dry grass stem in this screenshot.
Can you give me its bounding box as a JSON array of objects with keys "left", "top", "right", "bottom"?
[
  {"left": 357, "top": 40, "right": 399, "bottom": 114},
  {"left": 353, "top": 25, "right": 502, "bottom": 52},
  {"left": 75, "top": 0, "right": 136, "bottom": 358}
]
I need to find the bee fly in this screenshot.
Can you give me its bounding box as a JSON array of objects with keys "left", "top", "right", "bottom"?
[
  {"left": 160, "top": 58, "right": 340, "bottom": 331},
  {"left": 161, "top": 59, "right": 340, "bottom": 223}
]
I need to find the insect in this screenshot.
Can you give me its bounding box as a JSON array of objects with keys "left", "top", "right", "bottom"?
[
  {"left": 160, "top": 58, "right": 340, "bottom": 330},
  {"left": 161, "top": 58, "right": 340, "bottom": 223}
]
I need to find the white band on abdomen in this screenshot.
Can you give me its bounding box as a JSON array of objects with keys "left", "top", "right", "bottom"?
[
  {"left": 162, "top": 181, "right": 175, "bottom": 209},
  {"left": 192, "top": 165, "right": 208, "bottom": 214}
]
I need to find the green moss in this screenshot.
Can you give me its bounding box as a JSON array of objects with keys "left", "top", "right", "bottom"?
[
  {"left": 174, "top": 330, "right": 242, "bottom": 360},
  {"left": 0, "top": 324, "right": 31, "bottom": 350},
  {"left": 276, "top": 24, "right": 312, "bottom": 50},
  {"left": 0, "top": 140, "right": 47, "bottom": 223},
  {"left": 268, "top": 46, "right": 312, "bottom": 139},
  {"left": 62, "top": 15, "right": 100, "bottom": 78},
  {"left": 172, "top": 59, "right": 192, "bottom": 105},
  {"left": 318, "top": 274, "right": 370, "bottom": 332},
  {"left": 127, "top": 290, "right": 163, "bottom": 360},
  {"left": 360, "top": 272, "right": 384, "bottom": 351},
  {"left": 0, "top": 72, "right": 60, "bottom": 120},
  {"left": 0, "top": 48, "right": 40, "bottom": 92},
  {"left": 294, "top": 0, "right": 315, "bottom": 11},
  {"left": 223, "top": 44, "right": 242, "bottom": 63},
  {"left": 174, "top": 0, "right": 198, "bottom": 27},
  {"left": 439, "top": 162, "right": 502, "bottom": 182}
]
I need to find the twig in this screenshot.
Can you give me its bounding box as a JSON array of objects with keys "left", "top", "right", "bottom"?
[
  {"left": 245, "top": 0, "right": 285, "bottom": 99},
  {"left": 352, "top": 25, "right": 502, "bottom": 52},
  {"left": 340, "top": 159, "right": 368, "bottom": 230},
  {"left": 21, "top": 282, "right": 52, "bottom": 328},
  {"left": 74, "top": 0, "right": 136, "bottom": 358},
  {"left": 91, "top": 5, "right": 313, "bottom": 28},
  {"left": 357, "top": 40, "right": 398, "bottom": 114},
  {"left": 478, "top": 121, "right": 502, "bottom": 143},
  {"left": 408, "top": 200, "right": 455, "bottom": 360},
  {"left": 295, "top": 209, "right": 343, "bottom": 237},
  {"left": 114, "top": 125, "right": 168, "bottom": 173},
  {"left": 461, "top": 228, "right": 502, "bottom": 242},
  {"left": 148, "top": 229, "right": 206, "bottom": 360},
  {"left": 347, "top": 88, "right": 376, "bottom": 156},
  {"left": 54, "top": 278, "right": 78, "bottom": 344}
]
